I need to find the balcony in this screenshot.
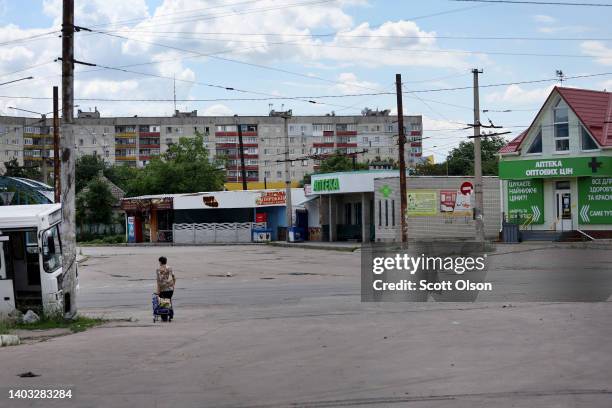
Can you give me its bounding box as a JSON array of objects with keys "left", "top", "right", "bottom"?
[
  {"left": 323, "top": 130, "right": 335, "bottom": 136},
  {"left": 115, "top": 156, "right": 137, "bottom": 161},
  {"left": 410, "top": 130, "right": 421, "bottom": 136},
  {"left": 336, "top": 143, "right": 358, "bottom": 148},
  {"left": 336, "top": 130, "right": 357, "bottom": 136},
  {"left": 139, "top": 132, "right": 160, "bottom": 137},
  {"left": 115, "top": 132, "right": 138, "bottom": 138},
  {"left": 313, "top": 142, "right": 335, "bottom": 147},
  {"left": 215, "top": 131, "right": 238, "bottom": 137},
  {"left": 227, "top": 165, "right": 259, "bottom": 171}
]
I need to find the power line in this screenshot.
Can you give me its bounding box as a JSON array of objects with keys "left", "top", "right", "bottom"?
[
  {"left": 453, "top": 0, "right": 612, "bottom": 5},
  {"left": 93, "top": 30, "right": 612, "bottom": 60},
  {"left": 3, "top": 70, "right": 612, "bottom": 102},
  {"left": 107, "top": 29, "right": 612, "bottom": 42}
]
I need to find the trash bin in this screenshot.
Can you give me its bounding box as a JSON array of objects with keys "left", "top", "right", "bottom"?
[
  {"left": 502, "top": 222, "right": 519, "bottom": 243},
  {"left": 288, "top": 227, "right": 304, "bottom": 242}
]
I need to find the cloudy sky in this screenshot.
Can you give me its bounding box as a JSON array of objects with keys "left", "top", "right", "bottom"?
[{"left": 1, "top": 0, "right": 612, "bottom": 160}]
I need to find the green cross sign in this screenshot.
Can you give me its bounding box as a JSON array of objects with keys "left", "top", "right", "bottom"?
[{"left": 379, "top": 185, "right": 393, "bottom": 198}]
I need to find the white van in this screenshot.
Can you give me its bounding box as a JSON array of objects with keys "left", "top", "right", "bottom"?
[{"left": 0, "top": 204, "right": 68, "bottom": 315}]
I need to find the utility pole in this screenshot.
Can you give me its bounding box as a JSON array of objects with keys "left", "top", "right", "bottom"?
[
  {"left": 234, "top": 115, "right": 248, "bottom": 190},
  {"left": 472, "top": 68, "right": 485, "bottom": 242},
  {"left": 41, "top": 114, "right": 48, "bottom": 185},
  {"left": 53, "top": 86, "right": 60, "bottom": 203},
  {"left": 61, "top": 0, "right": 77, "bottom": 317},
  {"left": 281, "top": 111, "right": 293, "bottom": 241},
  {"left": 396, "top": 74, "right": 408, "bottom": 243}
]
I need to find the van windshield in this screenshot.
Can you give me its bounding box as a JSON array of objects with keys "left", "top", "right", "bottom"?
[{"left": 42, "top": 225, "right": 62, "bottom": 273}]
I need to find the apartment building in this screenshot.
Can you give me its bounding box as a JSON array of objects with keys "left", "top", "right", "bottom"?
[{"left": 0, "top": 111, "right": 422, "bottom": 184}]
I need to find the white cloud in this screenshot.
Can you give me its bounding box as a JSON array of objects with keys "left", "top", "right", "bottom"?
[
  {"left": 77, "top": 79, "right": 139, "bottom": 97},
  {"left": 333, "top": 72, "right": 380, "bottom": 94},
  {"left": 581, "top": 41, "right": 612, "bottom": 66},
  {"left": 485, "top": 84, "right": 554, "bottom": 106},
  {"left": 202, "top": 103, "right": 233, "bottom": 116},
  {"left": 532, "top": 14, "right": 556, "bottom": 24}
]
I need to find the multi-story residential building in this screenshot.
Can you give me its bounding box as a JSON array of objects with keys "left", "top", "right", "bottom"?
[{"left": 0, "top": 110, "right": 422, "bottom": 185}]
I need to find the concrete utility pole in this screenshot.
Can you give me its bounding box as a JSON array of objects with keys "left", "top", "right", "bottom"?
[
  {"left": 53, "top": 86, "right": 60, "bottom": 203},
  {"left": 472, "top": 68, "right": 485, "bottom": 242},
  {"left": 281, "top": 111, "right": 293, "bottom": 241},
  {"left": 41, "top": 114, "right": 48, "bottom": 185},
  {"left": 396, "top": 74, "right": 408, "bottom": 243},
  {"left": 61, "top": 0, "right": 77, "bottom": 317},
  {"left": 234, "top": 115, "right": 248, "bottom": 190}
]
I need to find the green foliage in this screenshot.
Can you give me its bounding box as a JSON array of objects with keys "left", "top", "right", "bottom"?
[
  {"left": 125, "top": 132, "right": 225, "bottom": 196},
  {"left": 77, "top": 178, "right": 115, "bottom": 225},
  {"left": 445, "top": 136, "right": 507, "bottom": 176},
  {"left": 104, "top": 165, "right": 139, "bottom": 194},
  {"left": 78, "top": 234, "right": 126, "bottom": 245},
  {"left": 2, "top": 158, "right": 41, "bottom": 180},
  {"left": 413, "top": 162, "right": 448, "bottom": 176},
  {"left": 302, "top": 151, "right": 368, "bottom": 186},
  {"left": 0, "top": 314, "right": 106, "bottom": 334},
  {"left": 76, "top": 155, "right": 107, "bottom": 193}
]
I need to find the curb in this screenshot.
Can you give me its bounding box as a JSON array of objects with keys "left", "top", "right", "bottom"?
[
  {"left": 267, "top": 242, "right": 360, "bottom": 252},
  {"left": 0, "top": 334, "right": 20, "bottom": 347}
]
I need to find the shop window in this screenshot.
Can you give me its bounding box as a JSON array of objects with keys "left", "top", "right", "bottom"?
[
  {"left": 345, "top": 203, "right": 352, "bottom": 225},
  {"left": 581, "top": 126, "right": 599, "bottom": 151},
  {"left": 526, "top": 128, "right": 542, "bottom": 154},
  {"left": 553, "top": 102, "right": 569, "bottom": 152}
]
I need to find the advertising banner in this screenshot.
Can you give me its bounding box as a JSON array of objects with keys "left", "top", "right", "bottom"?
[
  {"left": 407, "top": 190, "right": 437, "bottom": 216},
  {"left": 499, "top": 156, "right": 612, "bottom": 179},
  {"left": 127, "top": 217, "right": 136, "bottom": 243},
  {"left": 578, "top": 177, "right": 612, "bottom": 224},
  {"left": 507, "top": 179, "right": 544, "bottom": 224}
]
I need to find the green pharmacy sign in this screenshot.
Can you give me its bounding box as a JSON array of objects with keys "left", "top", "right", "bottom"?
[
  {"left": 578, "top": 177, "right": 612, "bottom": 225},
  {"left": 499, "top": 156, "right": 612, "bottom": 179},
  {"left": 507, "top": 179, "right": 544, "bottom": 224},
  {"left": 313, "top": 177, "right": 340, "bottom": 192}
]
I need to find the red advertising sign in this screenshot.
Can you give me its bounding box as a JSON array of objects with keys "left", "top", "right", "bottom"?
[
  {"left": 440, "top": 190, "right": 457, "bottom": 212},
  {"left": 256, "top": 191, "right": 286, "bottom": 206},
  {"left": 255, "top": 213, "right": 268, "bottom": 223}
]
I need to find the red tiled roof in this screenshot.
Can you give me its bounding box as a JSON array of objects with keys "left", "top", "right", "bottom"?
[{"left": 499, "top": 86, "right": 612, "bottom": 154}]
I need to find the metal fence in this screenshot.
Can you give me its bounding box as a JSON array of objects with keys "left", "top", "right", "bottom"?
[{"left": 173, "top": 222, "right": 266, "bottom": 244}]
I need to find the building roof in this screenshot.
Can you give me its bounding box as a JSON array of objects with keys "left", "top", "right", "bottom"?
[
  {"left": 499, "top": 86, "right": 612, "bottom": 154},
  {"left": 79, "top": 174, "right": 125, "bottom": 205}
]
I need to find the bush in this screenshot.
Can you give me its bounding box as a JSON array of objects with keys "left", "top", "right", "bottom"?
[{"left": 77, "top": 234, "right": 125, "bottom": 245}]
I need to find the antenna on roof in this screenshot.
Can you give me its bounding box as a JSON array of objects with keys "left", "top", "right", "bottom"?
[
  {"left": 556, "top": 70, "right": 565, "bottom": 86},
  {"left": 173, "top": 74, "right": 177, "bottom": 113}
]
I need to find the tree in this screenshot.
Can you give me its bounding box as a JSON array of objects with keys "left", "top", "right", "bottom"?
[
  {"left": 301, "top": 151, "right": 368, "bottom": 186},
  {"left": 76, "top": 178, "right": 115, "bottom": 233},
  {"left": 126, "top": 132, "right": 226, "bottom": 196},
  {"left": 2, "top": 158, "right": 42, "bottom": 180},
  {"left": 413, "top": 162, "right": 447, "bottom": 176},
  {"left": 445, "top": 135, "right": 507, "bottom": 176},
  {"left": 76, "top": 154, "right": 107, "bottom": 193}
]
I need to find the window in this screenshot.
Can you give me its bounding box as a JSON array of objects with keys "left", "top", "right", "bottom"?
[
  {"left": 345, "top": 203, "right": 352, "bottom": 225},
  {"left": 79, "top": 139, "right": 84, "bottom": 146},
  {"left": 391, "top": 200, "right": 395, "bottom": 226},
  {"left": 581, "top": 126, "right": 599, "bottom": 150},
  {"left": 385, "top": 200, "right": 389, "bottom": 226},
  {"left": 42, "top": 225, "right": 62, "bottom": 273},
  {"left": 526, "top": 128, "right": 542, "bottom": 154},
  {"left": 378, "top": 201, "right": 382, "bottom": 226},
  {"left": 276, "top": 171, "right": 282, "bottom": 178},
  {"left": 553, "top": 102, "right": 569, "bottom": 152}
]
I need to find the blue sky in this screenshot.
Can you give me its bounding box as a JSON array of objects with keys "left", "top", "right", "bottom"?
[{"left": 1, "top": 0, "right": 612, "bottom": 160}]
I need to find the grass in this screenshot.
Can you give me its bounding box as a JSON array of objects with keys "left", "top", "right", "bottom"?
[{"left": 0, "top": 314, "right": 106, "bottom": 334}]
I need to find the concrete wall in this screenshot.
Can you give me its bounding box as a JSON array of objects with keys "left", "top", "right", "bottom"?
[{"left": 374, "top": 176, "right": 501, "bottom": 241}]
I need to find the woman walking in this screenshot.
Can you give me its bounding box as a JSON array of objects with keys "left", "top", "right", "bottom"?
[{"left": 156, "top": 256, "right": 176, "bottom": 299}]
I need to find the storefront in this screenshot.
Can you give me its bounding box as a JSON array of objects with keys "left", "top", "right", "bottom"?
[
  {"left": 121, "top": 189, "right": 306, "bottom": 243},
  {"left": 307, "top": 170, "right": 400, "bottom": 242},
  {"left": 499, "top": 87, "right": 612, "bottom": 238}
]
